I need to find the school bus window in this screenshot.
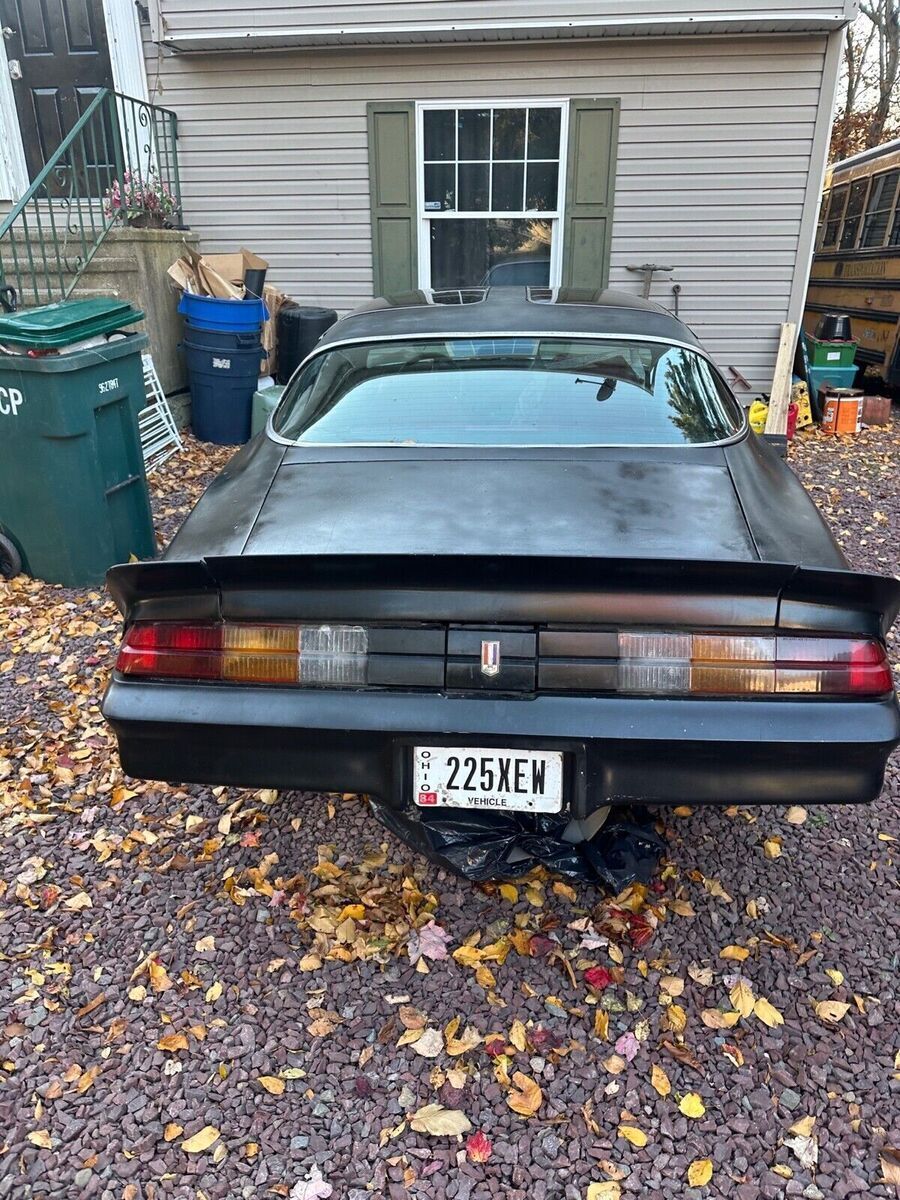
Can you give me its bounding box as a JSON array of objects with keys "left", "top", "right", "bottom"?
[
  {"left": 822, "top": 184, "right": 848, "bottom": 247},
  {"left": 891, "top": 206, "right": 900, "bottom": 247},
  {"left": 815, "top": 190, "right": 830, "bottom": 247},
  {"left": 860, "top": 169, "right": 900, "bottom": 248},
  {"left": 839, "top": 178, "right": 869, "bottom": 250}
]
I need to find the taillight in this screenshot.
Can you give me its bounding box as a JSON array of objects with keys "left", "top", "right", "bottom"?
[
  {"left": 116, "top": 622, "right": 368, "bottom": 686},
  {"left": 617, "top": 632, "right": 893, "bottom": 696}
]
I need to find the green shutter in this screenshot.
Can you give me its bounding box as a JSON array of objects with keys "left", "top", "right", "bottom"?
[
  {"left": 561, "top": 98, "right": 620, "bottom": 291},
  {"left": 367, "top": 101, "right": 418, "bottom": 297}
]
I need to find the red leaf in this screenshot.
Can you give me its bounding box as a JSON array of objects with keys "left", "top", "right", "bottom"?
[
  {"left": 584, "top": 966, "right": 613, "bottom": 990},
  {"left": 466, "top": 1130, "right": 493, "bottom": 1163},
  {"left": 628, "top": 913, "right": 654, "bottom": 948},
  {"left": 484, "top": 1038, "right": 506, "bottom": 1058},
  {"left": 529, "top": 935, "right": 555, "bottom": 957},
  {"left": 530, "top": 1026, "right": 563, "bottom": 1051}
]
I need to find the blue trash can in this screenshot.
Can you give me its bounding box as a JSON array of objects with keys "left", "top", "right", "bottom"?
[
  {"left": 178, "top": 292, "right": 268, "bottom": 332},
  {"left": 181, "top": 333, "right": 263, "bottom": 445}
]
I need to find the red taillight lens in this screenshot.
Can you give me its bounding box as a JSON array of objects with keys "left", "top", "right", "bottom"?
[{"left": 116, "top": 622, "right": 368, "bottom": 686}]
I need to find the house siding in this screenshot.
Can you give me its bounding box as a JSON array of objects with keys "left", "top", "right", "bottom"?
[{"left": 145, "top": 33, "right": 831, "bottom": 387}]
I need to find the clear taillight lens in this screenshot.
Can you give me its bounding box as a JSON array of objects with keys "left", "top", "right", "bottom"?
[
  {"left": 616, "top": 632, "right": 893, "bottom": 696},
  {"left": 116, "top": 622, "right": 368, "bottom": 686}
]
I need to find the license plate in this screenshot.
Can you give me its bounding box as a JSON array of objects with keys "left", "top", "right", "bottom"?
[{"left": 413, "top": 746, "right": 563, "bottom": 813}]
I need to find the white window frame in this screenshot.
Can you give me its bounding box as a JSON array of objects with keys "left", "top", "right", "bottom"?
[{"left": 415, "top": 98, "right": 570, "bottom": 290}]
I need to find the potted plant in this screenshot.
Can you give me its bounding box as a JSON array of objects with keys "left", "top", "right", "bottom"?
[{"left": 104, "top": 168, "right": 177, "bottom": 229}]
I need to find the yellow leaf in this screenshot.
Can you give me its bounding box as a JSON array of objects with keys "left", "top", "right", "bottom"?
[
  {"left": 509, "top": 1019, "right": 528, "bottom": 1053},
  {"left": 650, "top": 1063, "right": 671, "bottom": 1097},
  {"left": 552, "top": 881, "right": 578, "bottom": 903},
  {"left": 27, "top": 1130, "right": 52, "bottom": 1148},
  {"left": 409, "top": 1103, "right": 472, "bottom": 1136},
  {"left": 76, "top": 1065, "right": 101, "bottom": 1094},
  {"left": 157, "top": 1033, "right": 189, "bottom": 1053},
  {"left": 773, "top": 1164, "right": 793, "bottom": 1179},
  {"left": 668, "top": 899, "right": 696, "bottom": 917},
  {"left": 180, "top": 1126, "right": 220, "bottom": 1154},
  {"left": 498, "top": 883, "right": 518, "bottom": 903},
  {"left": 506, "top": 1072, "right": 543, "bottom": 1118},
  {"left": 618, "top": 1125, "right": 648, "bottom": 1148},
  {"left": 281, "top": 1067, "right": 306, "bottom": 1080},
  {"left": 63, "top": 891, "right": 92, "bottom": 911},
  {"left": 587, "top": 1184, "right": 622, "bottom": 1200},
  {"left": 205, "top": 980, "right": 223, "bottom": 1003},
  {"left": 785, "top": 806, "right": 807, "bottom": 825},
  {"left": 245, "top": 1142, "right": 259, "bottom": 1158},
  {"left": 825, "top": 968, "right": 844, "bottom": 987},
  {"left": 687, "top": 1158, "right": 714, "bottom": 1187},
  {"left": 700, "top": 1009, "right": 740, "bottom": 1030},
  {"left": 789, "top": 1115, "right": 816, "bottom": 1138},
  {"left": 660, "top": 976, "right": 685, "bottom": 997},
  {"left": 673, "top": 806, "right": 693, "bottom": 817},
  {"left": 475, "top": 964, "right": 496, "bottom": 989},
  {"left": 299, "top": 953, "right": 322, "bottom": 972},
  {"left": 445, "top": 1021, "right": 482, "bottom": 1057},
  {"left": 763, "top": 836, "right": 783, "bottom": 859},
  {"left": 257, "top": 1075, "right": 285, "bottom": 1095},
  {"left": 719, "top": 945, "right": 749, "bottom": 962},
  {"left": 603, "top": 1054, "right": 627, "bottom": 1075},
  {"left": 128, "top": 985, "right": 146, "bottom": 1002},
  {"left": 593, "top": 1010, "right": 610, "bottom": 1041},
  {"left": 663, "top": 1004, "right": 687, "bottom": 1033},
  {"left": 164, "top": 1123, "right": 183, "bottom": 1142},
  {"left": 814, "top": 999, "right": 850, "bottom": 1024},
  {"left": 148, "top": 959, "right": 173, "bottom": 994},
  {"left": 729, "top": 979, "right": 755, "bottom": 1019},
  {"left": 194, "top": 936, "right": 215, "bottom": 953},
  {"left": 185, "top": 814, "right": 204, "bottom": 832},
  {"left": 679, "top": 1092, "right": 705, "bottom": 1119},
  {"left": 753, "top": 997, "right": 785, "bottom": 1028}
]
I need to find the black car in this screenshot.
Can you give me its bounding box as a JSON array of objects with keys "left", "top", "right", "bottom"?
[{"left": 104, "top": 287, "right": 900, "bottom": 831}]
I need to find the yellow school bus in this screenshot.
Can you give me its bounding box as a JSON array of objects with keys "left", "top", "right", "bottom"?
[{"left": 806, "top": 137, "right": 900, "bottom": 388}]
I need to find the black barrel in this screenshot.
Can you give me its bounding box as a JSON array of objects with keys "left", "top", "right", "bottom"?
[
  {"left": 276, "top": 305, "right": 338, "bottom": 385},
  {"left": 814, "top": 313, "right": 852, "bottom": 341}
]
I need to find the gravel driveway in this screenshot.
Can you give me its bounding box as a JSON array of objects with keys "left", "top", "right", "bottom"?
[{"left": 1, "top": 418, "right": 898, "bottom": 1200}]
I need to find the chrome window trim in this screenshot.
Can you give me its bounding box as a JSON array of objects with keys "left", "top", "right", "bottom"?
[{"left": 266, "top": 331, "right": 749, "bottom": 450}]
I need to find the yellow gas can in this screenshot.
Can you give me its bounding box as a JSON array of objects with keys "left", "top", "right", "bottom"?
[{"left": 748, "top": 399, "right": 769, "bottom": 434}]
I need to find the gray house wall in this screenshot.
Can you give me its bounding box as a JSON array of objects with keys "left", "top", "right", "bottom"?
[{"left": 145, "top": 30, "right": 841, "bottom": 389}]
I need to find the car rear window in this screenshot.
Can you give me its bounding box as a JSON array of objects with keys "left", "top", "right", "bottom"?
[{"left": 272, "top": 336, "right": 744, "bottom": 446}]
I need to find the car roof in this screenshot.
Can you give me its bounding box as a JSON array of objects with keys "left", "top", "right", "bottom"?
[{"left": 317, "top": 287, "right": 702, "bottom": 349}]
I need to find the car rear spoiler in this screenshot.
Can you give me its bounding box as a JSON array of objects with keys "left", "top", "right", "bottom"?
[{"left": 106, "top": 555, "right": 900, "bottom": 641}]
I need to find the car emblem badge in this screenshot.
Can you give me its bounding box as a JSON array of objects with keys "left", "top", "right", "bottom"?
[{"left": 481, "top": 640, "right": 501, "bottom": 677}]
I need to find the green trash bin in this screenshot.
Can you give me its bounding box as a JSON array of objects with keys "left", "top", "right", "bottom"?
[{"left": 0, "top": 310, "right": 156, "bottom": 587}]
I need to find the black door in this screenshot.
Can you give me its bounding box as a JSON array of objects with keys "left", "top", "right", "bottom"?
[{"left": 1, "top": 0, "right": 114, "bottom": 183}]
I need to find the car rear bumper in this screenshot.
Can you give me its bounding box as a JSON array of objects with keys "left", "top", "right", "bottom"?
[{"left": 103, "top": 677, "right": 900, "bottom": 809}]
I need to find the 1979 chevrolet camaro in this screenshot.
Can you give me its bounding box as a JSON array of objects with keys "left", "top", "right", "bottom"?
[{"left": 103, "top": 288, "right": 900, "bottom": 820}]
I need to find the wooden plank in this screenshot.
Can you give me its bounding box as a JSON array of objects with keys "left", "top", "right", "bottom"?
[{"left": 764, "top": 321, "right": 797, "bottom": 435}]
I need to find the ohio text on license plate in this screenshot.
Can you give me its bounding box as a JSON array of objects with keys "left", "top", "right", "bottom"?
[{"left": 413, "top": 747, "right": 563, "bottom": 813}]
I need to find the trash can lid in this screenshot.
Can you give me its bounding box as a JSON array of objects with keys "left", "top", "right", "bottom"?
[{"left": 0, "top": 297, "right": 144, "bottom": 348}]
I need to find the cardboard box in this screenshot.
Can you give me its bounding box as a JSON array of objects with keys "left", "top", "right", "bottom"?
[
  {"left": 167, "top": 246, "right": 268, "bottom": 301},
  {"left": 261, "top": 284, "right": 291, "bottom": 375}
]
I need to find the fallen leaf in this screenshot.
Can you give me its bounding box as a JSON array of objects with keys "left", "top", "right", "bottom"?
[
  {"left": 784, "top": 1134, "right": 818, "bottom": 1171},
  {"left": 687, "top": 962, "right": 713, "bottom": 986},
  {"left": 76, "top": 1065, "right": 101, "bottom": 1094},
  {"left": 593, "top": 1010, "right": 610, "bottom": 1041},
  {"left": 258, "top": 1075, "right": 286, "bottom": 1095},
  {"left": 205, "top": 980, "right": 223, "bottom": 1003},
  {"left": 663, "top": 1004, "right": 687, "bottom": 1033},
  {"left": 408, "top": 920, "right": 450, "bottom": 963},
  {"left": 27, "top": 1130, "right": 52, "bottom": 1148},
  {"left": 753, "top": 997, "right": 785, "bottom": 1028},
  {"left": 687, "top": 1158, "right": 714, "bottom": 1186},
  {"left": 618, "top": 1125, "right": 648, "bottom": 1148},
  {"left": 650, "top": 1063, "right": 671, "bottom": 1097},
  {"left": 880, "top": 1147, "right": 900, "bottom": 1187},
  {"left": 466, "top": 1130, "right": 493, "bottom": 1162},
  {"left": 719, "top": 945, "right": 750, "bottom": 962},
  {"left": 148, "top": 958, "right": 173, "bottom": 994},
  {"left": 509, "top": 1019, "right": 528, "bottom": 1053},
  {"left": 729, "top": 979, "right": 755, "bottom": 1019},
  {"left": 615, "top": 1032, "right": 639, "bottom": 1062},
  {"left": 290, "top": 1163, "right": 333, "bottom": 1200},
  {"left": 157, "top": 1033, "right": 189, "bottom": 1053},
  {"left": 785, "top": 806, "right": 807, "bottom": 825},
  {"left": 587, "top": 1184, "right": 622, "bottom": 1200},
  {"left": 679, "top": 1092, "right": 705, "bottom": 1119},
  {"left": 181, "top": 1126, "right": 220, "bottom": 1154},
  {"left": 789, "top": 1115, "right": 816, "bottom": 1138},
  {"left": 668, "top": 898, "right": 696, "bottom": 918},
  {"left": 409, "top": 1103, "right": 472, "bottom": 1136},
  {"left": 585, "top": 966, "right": 614, "bottom": 991},
  {"left": 814, "top": 999, "right": 850, "bottom": 1024},
  {"left": 498, "top": 883, "right": 518, "bottom": 903},
  {"left": 700, "top": 1009, "right": 740, "bottom": 1030},
  {"left": 660, "top": 975, "right": 685, "bottom": 997},
  {"left": 825, "top": 968, "right": 844, "bottom": 987},
  {"left": 603, "top": 1054, "right": 627, "bottom": 1075},
  {"left": 763, "top": 836, "right": 783, "bottom": 859},
  {"left": 445, "top": 1019, "right": 482, "bottom": 1057},
  {"left": 410, "top": 1028, "right": 444, "bottom": 1059},
  {"left": 164, "top": 1123, "right": 183, "bottom": 1141},
  {"left": 76, "top": 993, "right": 106, "bottom": 1019},
  {"left": 195, "top": 936, "right": 215, "bottom": 952},
  {"left": 506, "top": 1072, "right": 543, "bottom": 1118},
  {"left": 63, "top": 891, "right": 92, "bottom": 911}
]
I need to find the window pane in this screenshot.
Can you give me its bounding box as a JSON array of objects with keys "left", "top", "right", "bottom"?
[
  {"left": 458, "top": 162, "right": 489, "bottom": 211},
  {"left": 492, "top": 162, "right": 524, "bottom": 211},
  {"left": 424, "top": 163, "right": 455, "bottom": 211},
  {"left": 528, "top": 107, "right": 561, "bottom": 159},
  {"left": 424, "top": 109, "right": 454, "bottom": 161},
  {"left": 860, "top": 169, "right": 900, "bottom": 248},
  {"left": 458, "top": 109, "right": 490, "bottom": 160},
  {"left": 274, "top": 336, "right": 743, "bottom": 447},
  {"left": 526, "top": 162, "right": 559, "bottom": 211},
  {"left": 822, "top": 184, "right": 847, "bottom": 246},
  {"left": 430, "top": 218, "right": 551, "bottom": 288},
  {"left": 492, "top": 108, "right": 526, "bottom": 160},
  {"left": 891, "top": 209, "right": 900, "bottom": 246},
  {"left": 839, "top": 179, "right": 868, "bottom": 249}
]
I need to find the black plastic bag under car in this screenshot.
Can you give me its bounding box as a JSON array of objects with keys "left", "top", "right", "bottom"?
[{"left": 370, "top": 802, "right": 665, "bottom": 889}]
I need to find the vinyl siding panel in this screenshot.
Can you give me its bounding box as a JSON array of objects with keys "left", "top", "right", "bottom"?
[{"left": 145, "top": 33, "right": 830, "bottom": 388}]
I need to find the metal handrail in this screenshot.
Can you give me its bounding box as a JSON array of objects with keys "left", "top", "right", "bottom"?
[{"left": 0, "top": 89, "right": 182, "bottom": 307}]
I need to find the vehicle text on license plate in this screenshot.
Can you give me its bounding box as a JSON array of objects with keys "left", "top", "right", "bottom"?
[{"left": 413, "top": 746, "right": 563, "bottom": 813}]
